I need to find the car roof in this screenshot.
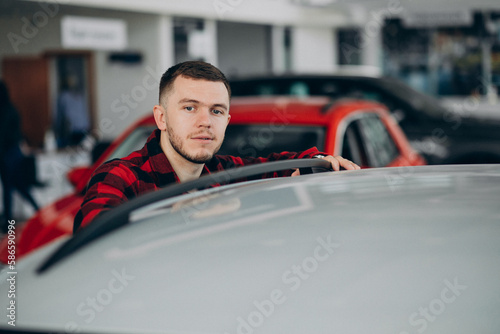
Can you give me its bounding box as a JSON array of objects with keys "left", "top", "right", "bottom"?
[
  {"left": 3, "top": 164, "right": 500, "bottom": 333},
  {"left": 229, "top": 73, "right": 397, "bottom": 88},
  {"left": 229, "top": 73, "right": 446, "bottom": 118},
  {"left": 229, "top": 96, "right": 388, "bottom": 125}
]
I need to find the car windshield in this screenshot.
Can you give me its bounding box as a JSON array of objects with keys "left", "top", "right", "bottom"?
[
  {"left": 104, "top": 124, "right": 326, "bottom": 162},
  {"left": 219, "top": 124, "right": 326, "bottom": 157},
  {"left": 106, "top": 125, "right": 156, "bottom": 161}
]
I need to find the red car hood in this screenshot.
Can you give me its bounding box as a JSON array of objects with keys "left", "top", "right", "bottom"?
[{"left": 0, "top": 193, "right": 82, "bottom": 263}]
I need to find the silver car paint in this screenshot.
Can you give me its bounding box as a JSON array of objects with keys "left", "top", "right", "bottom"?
[{"left": 1, "top": 164, "right": 499, "bottom": 334}]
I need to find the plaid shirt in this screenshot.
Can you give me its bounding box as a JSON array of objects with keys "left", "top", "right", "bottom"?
[{"left": 74, "top": 129, "right": 323, "bottom": 231}]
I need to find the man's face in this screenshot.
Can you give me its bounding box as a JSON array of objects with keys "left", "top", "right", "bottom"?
[{"left": 156, "top": 75, "right": 231, "bottom": 164}]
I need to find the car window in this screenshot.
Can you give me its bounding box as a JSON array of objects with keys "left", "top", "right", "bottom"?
[
  {"left": 289, "top": 82, "right": 309, "bottom": 96},
  {"left": 340, "top": 121, "right": 369, "bottom": 167},
  {"left": 357, "top": 113, "right": 399, "bottom": 167},
  {"left": 309, "top": 80, "right": 387, "bottom": 106},
  {"left": 219, "top": 124, "right": 326, "bottom": 158},
  {"left": 256, "top": 84, "right": 277, "bottom": 95},
  {"left": 251, "top": 81, "right": 310, "bottom": 97},
  {"left": 106, "top": 125, "right": 156, "bottom": 161},
  {"left": 339, "top": 113, "right": 399, "bottom": 167}
]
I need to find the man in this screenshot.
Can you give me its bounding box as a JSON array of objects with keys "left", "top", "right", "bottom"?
[
  {"left": 54, "top": 73, "right": 90, "bottom": 148},
  {"left": 0, "top": 80, "right": 40, "bottom": 231},
  {"left": 73, "top": 61, "right": 359, "bottom": 232}
]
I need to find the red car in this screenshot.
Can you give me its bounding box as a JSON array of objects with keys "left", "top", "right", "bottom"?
[{"left": 0, "top": 96, "right": 425, "bottom": 263}]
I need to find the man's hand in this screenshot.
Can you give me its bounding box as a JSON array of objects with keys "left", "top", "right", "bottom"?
[
  {"left": 319, "top": 155, "right": 360, "bottom": 171},
  {"left": 291, "top": 155, "right": 360, "bottom": 176}
]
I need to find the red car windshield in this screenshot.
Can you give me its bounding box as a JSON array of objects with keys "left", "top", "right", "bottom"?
[
  {"left": 102, "top": 124, "right": 326, "bottom": 162},
  {"left": 220, "top": 124, "right": 326, "bottom": 158}
]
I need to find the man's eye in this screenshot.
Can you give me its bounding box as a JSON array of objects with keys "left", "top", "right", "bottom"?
[
  {"left": 212, "top": 109, "right": 223, "bottom": 115},
  {"left": 185, "top": 106, "right": 195, "bottom": 112}
]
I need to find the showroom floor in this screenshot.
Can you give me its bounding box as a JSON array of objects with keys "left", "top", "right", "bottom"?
[{"left": 0, "top": 147, "right": 92, "bottom": 223}]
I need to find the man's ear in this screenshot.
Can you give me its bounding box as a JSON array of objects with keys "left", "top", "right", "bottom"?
[
  {"left": 153, "top": 104, "right": 167, "bottom": 131},
  {"left": 227, "top": 113, "right": 231, "bottom": 125}
]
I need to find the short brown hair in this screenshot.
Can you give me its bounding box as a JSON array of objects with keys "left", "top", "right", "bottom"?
[{"left": 158, "top": 61, "right": 231, "bottom": 104}]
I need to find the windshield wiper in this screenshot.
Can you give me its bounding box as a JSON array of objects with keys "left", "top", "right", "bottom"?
[{"left": 37, "top": 159, "right": 332, "bottom": 274}]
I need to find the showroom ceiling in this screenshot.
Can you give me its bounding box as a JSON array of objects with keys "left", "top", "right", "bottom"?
[
  {"left": 293, "top": 0, "right": 500, "bottom": 11},
  {"left": 3, "top": 0, "right": 500, "bottom": 26}
]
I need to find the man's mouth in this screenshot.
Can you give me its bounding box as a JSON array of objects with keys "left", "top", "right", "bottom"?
[{"left": 191, "top": 134, "right": 214, "bottom": 142}]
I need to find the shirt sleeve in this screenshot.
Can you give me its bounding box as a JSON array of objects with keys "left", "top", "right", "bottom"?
[{"left": 73, "top": 160, "right": 149, "bottom": 233}]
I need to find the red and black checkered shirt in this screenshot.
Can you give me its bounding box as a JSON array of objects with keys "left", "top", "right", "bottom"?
[{"left": 74, "top": 129, "right": 323, "bottom": 231}]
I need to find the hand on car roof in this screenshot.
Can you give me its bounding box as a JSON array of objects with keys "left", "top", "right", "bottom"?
[{"left": 291, "top": 154, "right": 360, "bottom": 176}]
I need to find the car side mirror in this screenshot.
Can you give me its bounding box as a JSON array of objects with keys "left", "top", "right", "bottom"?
[{"left": 67, "top": 166, "right": 93, "bottom": 192}]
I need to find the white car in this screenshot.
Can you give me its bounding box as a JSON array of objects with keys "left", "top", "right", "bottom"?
[{"left": 1, "top": 161, "right": 499, "bottom": 334}]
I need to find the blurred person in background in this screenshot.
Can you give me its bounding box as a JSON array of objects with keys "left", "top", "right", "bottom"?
[
  {"left": 54, "top": 73, "right": 90, "bottom": 149},
  {"left": 0, "top": 80, "right": 40, "bottom": 232}
]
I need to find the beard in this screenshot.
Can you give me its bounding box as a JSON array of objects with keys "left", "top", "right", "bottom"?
[{"left": 166, "top": 122, "right": 223, "bottom": 164}]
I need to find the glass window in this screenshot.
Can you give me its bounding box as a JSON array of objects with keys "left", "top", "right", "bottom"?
[
  {"left": 289, "top": 82, "right": 309, "bottom": 96},
  {"left": 339, "top": 113, "right": 399, "bottom": 168},
  {"left": 106, "top": 126, "right": 155, "bottom": 161},
  {"left": 256, "top": 84, "right": 277, "bottom": 95},
  {"left": 219, "top": 125, "right": 326, "bottom": 158},
  {"left": 340, "top": 121, "right": 369, "bottom": 167},
  {"left": 338, "top": 28, "right": 362, "bottom": 65},
  {"left": 357, "top": 114, "right": 399, "bottom": 167}
]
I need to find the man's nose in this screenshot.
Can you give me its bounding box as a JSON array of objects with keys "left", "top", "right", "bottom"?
[{"left": 196, "top": 108, "right": 212, "bottom": 127}]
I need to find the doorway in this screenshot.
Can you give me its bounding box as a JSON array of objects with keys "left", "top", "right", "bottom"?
[
  {"left": 1, "top": 51, "right": 95, "bottom": 150},
  {"left": 46, "top": 51, "right": 95, "bottom": 150},
  {"left": 1, "top": 56, "right": 50, "bottom": 149}
]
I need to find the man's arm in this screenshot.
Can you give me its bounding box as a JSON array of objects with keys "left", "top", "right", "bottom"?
[
  {"left": 215, "top": 147, "right": 359, "bottom": 178},
  {"left": 73, "top": 161, "right": 153, "bottom": 233}
]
